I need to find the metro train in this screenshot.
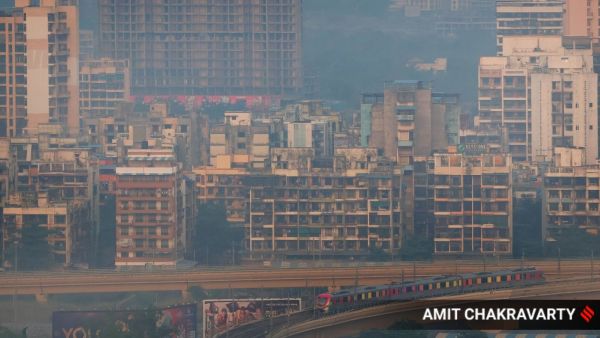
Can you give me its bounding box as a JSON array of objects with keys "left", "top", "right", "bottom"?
[{"left": 316, "top": 267, "right": 544, "bottom": 313}]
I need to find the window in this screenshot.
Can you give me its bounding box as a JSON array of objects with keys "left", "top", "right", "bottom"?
[
  {"left": 161, "top": 225, "right": 169, "bottom": 235},
  {"left": 149, "top": 227, "right": 157, "bottom": 235},
  {"left": 135, "top": 239, "right": 144, "bottom": 248},
  {"left": 54, "top": 215, "right": 66, "bottom": 224},
  {"left": 161, "top": 240, "right": 169, "bottom": 248},
  {"left": 121, "top": 251, "right": 129, "bottom": 258},
  {"left": 121, "top": 227, "right": 129, "bottom": 235}
]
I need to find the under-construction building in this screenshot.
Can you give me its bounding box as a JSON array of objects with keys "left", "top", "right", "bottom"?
[{"left": 98, "top": 0, "right": 302, "bottom": 96}]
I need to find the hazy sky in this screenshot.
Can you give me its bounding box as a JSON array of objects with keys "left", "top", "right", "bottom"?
[{"left": 1, "top": 0, "right": 495, "bottom": 111}]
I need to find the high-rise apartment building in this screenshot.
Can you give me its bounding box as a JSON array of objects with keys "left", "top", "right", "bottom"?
[
  {"left": 433, "top": 152, "right": 513, "bottom": 255},
  {"left": 0, "top": 0, "right": 79, "bottom": 137},
  {"left": 366, "top": 81, "right": 459, "bottom": 166},
  {"left": 115, "top": 151, "right": 185, "bottom": 266},
  {"left": 530, "top": 71, "right": 598, "bottom": 164},
  {"left": 209, "top": 112, "right": 270, "bottom": 169},
  {"left": 247, "top": 148, "right": 406, "bottom": 259},
  {"left": 496, "top": 0, "right": 563, "bottom": 55},
  {"left": 79, "top": 58, "right": 130, "bottom": 121},
  {"left": 0, "top": 13, "right": 26, "bottom": 138},
  {"left": 564, "top": 0, "right": 599, "bottom": 40},
  {"left": 360, "top": 93, "right": 384, "bottom": 147},
  {"left": 98, "top": 0, "right": 302, "bottom": 96},
  {"left": 478, "top": 36, "right": 597, "bottom": 164},
  {"left": 542, "top": 164, "right": 600, "bottom": 242},
  {"left": 79, "top": 29, "right": 95, "bottom": 61}
]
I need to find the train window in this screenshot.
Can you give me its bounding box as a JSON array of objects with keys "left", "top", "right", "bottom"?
[
  {"left": 445, "top": 281, "right": 450, "bottom": 288},
  {"left": 496, "top": 276, "right": 501, "bottom": 283},
  {"left": 419, "top": 285, "right": 424, "bottom": 292},
  {"left": 515, "top": 274, "right": 520, "bottom": 281},
  {"left": 507, "top": 275, "right": 511, "bottom": 282},
  {"left": 436, "top": 282, "right": 440, "bottom": 288},
  {"left": 487, "top": 277, "right": 492, "bottom": 283},
  {"left": 476, "top": 278, "right": 481, "bottom": 284}
]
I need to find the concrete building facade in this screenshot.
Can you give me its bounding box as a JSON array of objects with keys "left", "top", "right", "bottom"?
[
  {"left": 209, "top": 112, "right": 270, "bottom": 169},
  {"left": 115, "top": 164, "right": 183, "bottom": 267},
  {"left": 79, "top": 58, "right": 130, "bottom": 122},
  {"left": 98, "top": 0, "right": 302, "bottom": 96},
  {"left": 564, "top": 0, "right": 599, "bottom": 41},
  {"left": 0, "top": 13, "right": 26, "bottom": 138},
  {"left": 433, "top": 153, "right": 513, "bottom": 255},
  {"left": 20, "top": 0, "right": 79, "bottom": 136},
  {"left": 542, "top": 165, "right": 600, "bottom": 242},
  {"left": 496, "top": 0, "right": 564, "bottom": 55},
  {"left": 246, "top": 148, "right": 406, "bottom": 259},
  {"left": 478, "top": 36, "right": 596, "bottom": 164}
]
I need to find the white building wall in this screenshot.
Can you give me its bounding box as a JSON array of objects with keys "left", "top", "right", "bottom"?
[{"left": 531, "top": 72, "right": 598, "bottom": 164}]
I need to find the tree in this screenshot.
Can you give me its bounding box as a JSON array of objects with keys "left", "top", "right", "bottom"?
[
  {"left": 545, "top": 228, "right": 600, "bottom": 258},
  {"left": 6, "top": 224, "right": 54, "bottom": 271},
  {"left": 193, "top": 202, "right": 244, "bottom": 265},
  {"left": 399, "top": 235, "right": 433, "bottom": 261},
  {"left": 513, "top": 197, "right": 543, "bottom": 258},
  {"left": 0, "top": 327, "right": 20, "bottom": 338}
]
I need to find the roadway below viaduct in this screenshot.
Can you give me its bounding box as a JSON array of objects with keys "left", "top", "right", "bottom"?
[
  {"left": 270, "top": 277, "right": 600, "bottom": 338},
  {"left": 0, "top": 259, "right": 594, "bottom": 301}
]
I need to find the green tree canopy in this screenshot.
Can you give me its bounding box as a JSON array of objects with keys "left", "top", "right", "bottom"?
[
  {"left": 400, "top": 235, "right": 433, "bottom": 261},
  {"left": 6, "top": 224, "right": 54, "bottom": 271},
  {"left": 193, "top": 202, "right": 244, "bottom": 265}
]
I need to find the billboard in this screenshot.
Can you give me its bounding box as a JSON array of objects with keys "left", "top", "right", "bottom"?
[
  {"left": 202, "top": 298, "right": 301, "bottom": 337},
  {"left": 133, "top": 95, "right": 280, "bottom": 110},
  {"left": 52, "top": 304, "right": 197, "bottom": 338}
]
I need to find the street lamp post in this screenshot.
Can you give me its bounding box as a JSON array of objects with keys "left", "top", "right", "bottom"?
[
  {"left": 13, "top": 240, "right": 18, "bottom": 272},
  {"left": 558, "top": 246, "right": 561, "bottom": 275}
]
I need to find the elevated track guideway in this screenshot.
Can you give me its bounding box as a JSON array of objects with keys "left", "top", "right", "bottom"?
[
  {"left": 218, "top": 276, "right": 600, "bottom": 338},
  {"left": 0, "top": 259, "right": 596, "bottom": 299}
]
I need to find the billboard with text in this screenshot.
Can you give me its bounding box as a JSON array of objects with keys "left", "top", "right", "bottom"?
[{"left": 52, "top": 304, "right": 197, "bottom": 338}]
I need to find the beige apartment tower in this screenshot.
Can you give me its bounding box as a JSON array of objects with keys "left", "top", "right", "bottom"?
[
  {"left": 564, "top": 0, "right": 599, "bottom": 41},
  {"left": 496, "top": 0, "right": 563, "bottom": 55},
  {"left": 0, "top": 14, "right": 26, "bottom": 138},
  {"left": 0, "top": 0, "right": 79, "bottom": 137},
  {"left": 79, "top": 58, "right": 130, "bottom": 121}
]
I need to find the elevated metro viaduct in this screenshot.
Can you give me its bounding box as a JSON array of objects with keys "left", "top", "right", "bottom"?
[
  {"left": 0, "top": 259, "right": 594, "bottom": 302},
  {"left": 265, "top": 278, "right": 600, "bottom": 338}
]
